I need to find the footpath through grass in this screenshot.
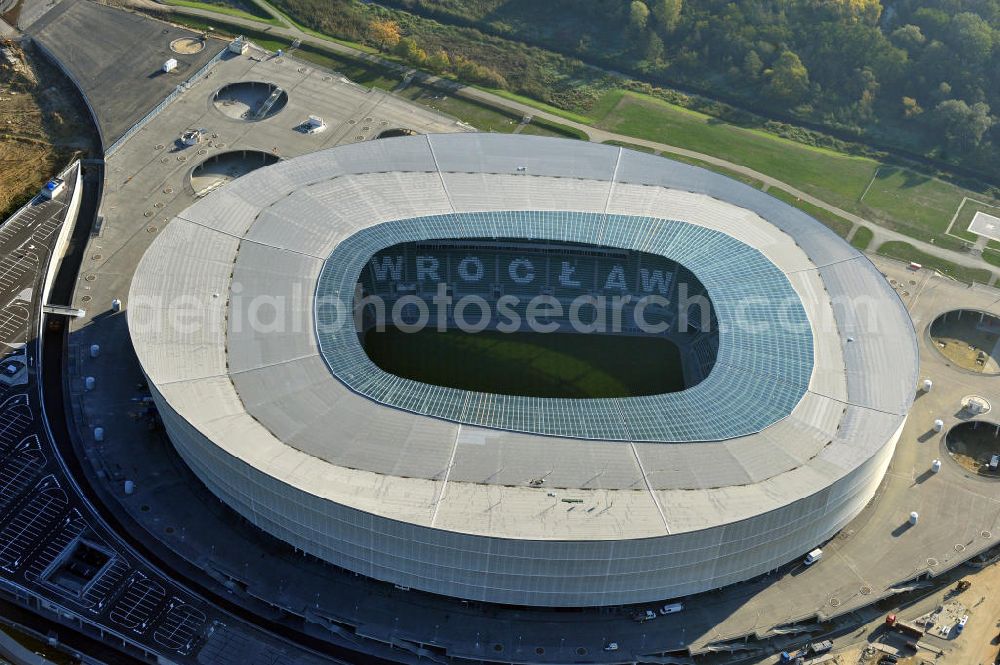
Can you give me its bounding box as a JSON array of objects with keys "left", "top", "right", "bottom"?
[
  {"left": 876, "top": 241, "right": 992, "bottom": 285},
  {"left": 596, "top": 92, "right": 997, "bottom": 250},
  {"left": 161, "top": 7, "right": 1000, "bottom": 275},
  {"left": 163, "top": 0, "right": 281, "bottom": 26},
  {"left": 600, "top": 93, "right": 876, "bottom": 212},
  {"left": 602, "top": 141, "right": 762, "bottom": 188},
  {"left": 602, "top": 141, "right": 862, "bottom": 240},
  {"left": 860, "top": 167, "right": 969, "bottom": 241}
]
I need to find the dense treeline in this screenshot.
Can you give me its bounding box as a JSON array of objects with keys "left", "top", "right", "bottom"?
[{"left": 271, "top": 0, "right": 999, "bottom": 179}]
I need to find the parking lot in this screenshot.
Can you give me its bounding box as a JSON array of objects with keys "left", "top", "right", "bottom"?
[{"left": 0, "top": 165, "right": 220, "bottom": 662}]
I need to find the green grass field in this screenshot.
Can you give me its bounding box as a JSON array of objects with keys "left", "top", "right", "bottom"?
[
  {"left": 295, "top": 47, "right": 401, "bottom": 91},
  {"left": 766, "top": 189, "right": 854, "bottom": 239},
  {"left": 163, "top": 0, "right": 281, "bottom": 25},
  {"left": 952, "top": 199, "right": 1000, "bottom": 247},
  {"left": 363, "top": 328, "right": 685, "bottom": 398},
  {"left": 160, "top": 8, "right": 999, "bottom": 277},
  {"left": 876, "top": 241, "right": 992, "bottom": 284},
  {"left": 600, "top": 141, "right": 864, "bottom": 238},
  {"left": 850, "top": 226, "right": 874, "bottom": 251},
  {"left": 520, "top": 116, "right": 589, "bottom": 140},
  {"left": 396, "top": 85, "right": 522, "bottom": 131},
  {"left": 598, "top": 92, "right": 878, "bottom": 209},
  {"left": 859, "top": 166, "right": 968, "bottom": 242},
  {"left": 601, "top": 141, "right": 764, "bottom": 188},
  {"left": 595, "top": 92, "right": 998, "bottom": 250}
]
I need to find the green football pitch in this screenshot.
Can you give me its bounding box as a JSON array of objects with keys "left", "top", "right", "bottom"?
[{"left": 363, "top": 327, "right": 686, "bottom": 398}]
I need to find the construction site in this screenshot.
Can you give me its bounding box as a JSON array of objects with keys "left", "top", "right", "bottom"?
[{"left": 0, "top": 38, "right": 96, "bottom": 220}]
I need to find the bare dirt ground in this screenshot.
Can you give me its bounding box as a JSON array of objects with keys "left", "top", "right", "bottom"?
[
  {"left": 845, "top": 563, "right": 1000, "bottom": 665},
  {"left": 170, "top": 36, "right": 206, "bottom": 54},
  {"left": 0, "top": 38, "right": 96, "bottom": 220},
  {"left": 938, "top": 566, "right": 1000, "bottom": 665},
  {"left": 947, "top": 422, "right": 1000, "bottom": 476},
  {"left": 930, "top": 312, "right": 1000, "bottom": 375}
]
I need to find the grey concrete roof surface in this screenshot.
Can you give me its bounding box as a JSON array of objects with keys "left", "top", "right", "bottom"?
[
  {"left": 128, "top": 134, "right": 918, "bottom": 541},
  {"left": 28, "top": 0, "right": 222, "bottom": 149}
]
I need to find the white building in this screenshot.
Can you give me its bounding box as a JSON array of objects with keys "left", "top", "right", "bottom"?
[{"left": 128, "top": 135, "right": 917, "bottom": 607}]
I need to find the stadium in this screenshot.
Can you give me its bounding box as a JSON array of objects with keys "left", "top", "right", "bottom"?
[{"left": 127, "top": 134, "right": 918, "bottom": 608}]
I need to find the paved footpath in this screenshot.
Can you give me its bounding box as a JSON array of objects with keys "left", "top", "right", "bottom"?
[{"left": 123, "top": 0, "right": 994, "bottom": 282}]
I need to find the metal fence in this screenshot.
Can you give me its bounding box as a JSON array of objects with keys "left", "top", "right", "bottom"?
[{"left": 105, "top": 43, "right": 229, "bottom": 158}]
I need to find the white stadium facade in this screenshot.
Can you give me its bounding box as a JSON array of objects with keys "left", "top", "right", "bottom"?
[{"left": 127, "top": 134, "right": 918, "bottom": 608}]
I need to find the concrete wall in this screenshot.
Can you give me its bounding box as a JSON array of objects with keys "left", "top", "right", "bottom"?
[{"left": 150, "top": 376, "right": 902, "bottom": 607}]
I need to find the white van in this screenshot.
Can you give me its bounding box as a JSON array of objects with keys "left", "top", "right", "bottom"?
[
  {"left": 804, "top": 548, "right": 823, "bottom": 566},
  {"left": 659, "top": 602, "right": 684, "bottom": 615}
]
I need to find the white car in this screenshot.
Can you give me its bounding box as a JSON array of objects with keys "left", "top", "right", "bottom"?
[
  {"left": 604, "top": 642, "right": 619, "bottom": 652},
  {"left": 659, "top": 602, "right": 684, "bottom": 615}
]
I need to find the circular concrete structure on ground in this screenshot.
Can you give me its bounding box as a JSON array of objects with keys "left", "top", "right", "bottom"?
[
  {"left": 212, "top": 81, "right": 288, "bottom": 121},
  {"left": 929, "top": 309, "right": 1000, "bottom": 375},
  {"left": 169, "top": 37, "right": 205, "bottom": 54},
  {"left": 377, "top": 128, "right": 419, "bottom": 139},
  {"left": 945, "top": 420, "right": 1000, "bottom": 477},
  {"left": 128, "top": 135, "right": 918, "bottom": 607},
  {"left": 189, "top": 150, "right": 279, "bottom": 195}
]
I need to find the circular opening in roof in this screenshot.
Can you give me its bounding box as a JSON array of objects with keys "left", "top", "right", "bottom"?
[
  {"left": 189, "top": 150, "right": 280, "bottom": 196},
  {"left": 212, "top": 82, "right": 288, "bottom": 121},
  {"left": 945, "top": 420, "right": 1000, "bottom": 478},
  {"left": 377, "top": 128, "right": 419, "bottom": 139},
  {"left": 929, "top": 309, "right": 1000, "bottom": 375},
  {"left": 356, "top": 238, "right": 718, "bottom": 398},
  {"left": 170, "top": 37, "right": 205, "bottom": 54}
]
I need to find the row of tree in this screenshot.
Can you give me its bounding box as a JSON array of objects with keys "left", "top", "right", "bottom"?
[
  {"left": 269, "top": 0, "right": 998, "bottom": 179},
  {"left": 373, "top": 0, "right": 998, "bottom": 178},
  {"left": 369, "top": 18, "right": 508, "bottom": 88}
]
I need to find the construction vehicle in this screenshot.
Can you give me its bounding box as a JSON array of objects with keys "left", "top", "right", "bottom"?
[
  {"left": 885, "top": 614, "right": 924, "bottom": 640},
  {"left": 632, "top": 609, "right": 656, "bottom": 623},
  {"left": 955, "top": 580, "right": 972, "bottom": 593},
  {"left": 779, "top": 640, "right": 833, "bottom": 662}
]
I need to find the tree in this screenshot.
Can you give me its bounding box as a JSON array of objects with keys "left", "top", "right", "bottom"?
[
  {"left": 766, "top": 50, "right": 810, "bottom": 103},
  {"left": 852, "top": 67, "right": 879, "bottom": 119},
  {"left": 890, "top": 24, "right": 925, "bottom": 51},
  {"left": 934, "top": 99, "right": 993, "bottom": 152},
  {"left": 901, "top": 96, "right": 923, "bottom": 118},
  {"left": 368, "top": 19, "right": 401, "bottom": 52},
  {"left": 743, "top": 50, "right": 763, "bottom": 80},
  {"left": 642, "top": 31, "right": 665, "bottom": 64},
  {"left": 393, "top": 37, "right": 426, "bottom": 65},
  {"left": 426, "top": 49, "right": 451, "bottom": 74},
  {"left": 649, "top": 0, "right": 682, "bottom": 33},
  {"left": 832, "top": 0, "right": 882, "bottom": 24},
  {"left": 628, "top": 1, "right": 650, "bottom": 33},
  {"left": 948, "top": 13, "right": 994, "bottom": 65}
]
